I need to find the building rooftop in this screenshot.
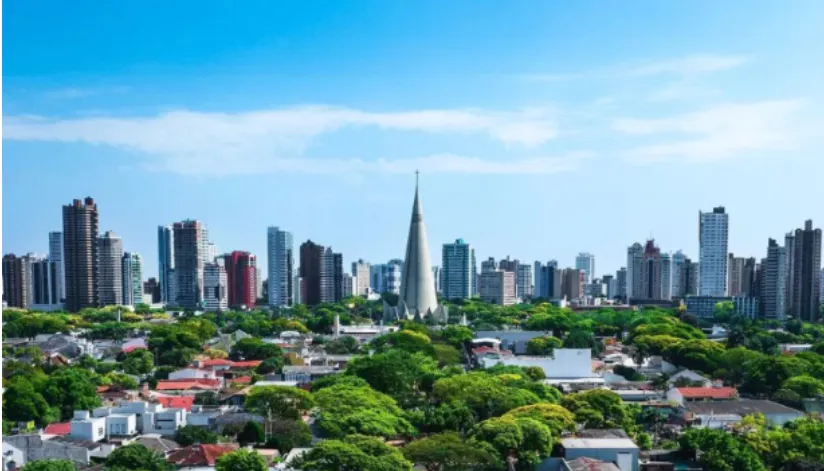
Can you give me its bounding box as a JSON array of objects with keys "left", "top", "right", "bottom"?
[
  {"left": 561, "top": 438, "right": 639, "bottom": 450},
  {"left": 675, "top": 387, "right": 737, "bottom": 400},
  {"left": 43, "top": 422, "right": 71, "bottom": 436},
  {"left": 685, "top": 399, "right": 803, "bottom": 417},
  {"left": 155, "top": 396, "right": 195, "bottom": 411},
  {"left": 566, "top": 457, "right": 621, "bottom": 471}
]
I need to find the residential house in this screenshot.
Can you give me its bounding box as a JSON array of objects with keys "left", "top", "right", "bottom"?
[
  {"left": 666, "top": 386, "right": 737, "bottom": 406},
  {"left": 154, "top": 379, "right": 222, "bottom": 394},
  {"left": 555, "top": 433, "right": 640, "bottom": 471},
  {"left": 3, "top": 435, "right": 100, "bottom": 469},
  {"left": 166, "top": 443, "right": 238, "bottom": 468},
  {"left": 685, "top": 399, "right": 804, "bottom": 428},
  {"left": 666, "top": 370, "right": 711, "bottom": 388}
]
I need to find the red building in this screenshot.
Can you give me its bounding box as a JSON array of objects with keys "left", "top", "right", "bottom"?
[{"left": 223, "top": 251, "right": 257, "bottom": 308}]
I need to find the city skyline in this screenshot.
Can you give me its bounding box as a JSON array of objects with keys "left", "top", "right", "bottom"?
[{"left": 4, "top": 1, "right": 824, "bottom": 279}]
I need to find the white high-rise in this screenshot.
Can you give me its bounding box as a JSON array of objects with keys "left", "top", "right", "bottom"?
[
  {"left": 442, "top": 238, "right": 475, "bottom": 300},
  {"left": 203, "top": 260, "right": 228, "bottom": 311},
  {"left": 671, "top": 251, "right": 688, "bottom": 298},
  {"left": 351, "top": 259, "right": 371, "bottom": 296},
  {"left": 157, "top": 225, "right": 175, "bottom": 304},
  {"left": 626, "top": 243, "right": 644, "bottom": 300},
  {"left": 48, "top": 232, "right": 65, "bottom": 302},
  {"left": 660, "top": 252, "right": 673, "bottom": 300},
  {"left": 267, "top": 227, "right": 294, "bottom": 307},
  {"left": 517, "top": 264, "right": 533, "bottom": 299},
  {"left": 98, "top": 231, "right": 124, "bottom": 306},
  {"left": 121, "top": 252, "right": 143, "bottom": 306},
  {"left": 575, "top": 253, "right": 596, "bottom": 285},
  {"left": 699, "top": 206, "right": 729, "bottom": 296}
]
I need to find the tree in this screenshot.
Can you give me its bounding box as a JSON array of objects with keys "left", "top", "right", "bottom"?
[
  {"left": 21, "top": 460, "right": 76, "bottom": 471},
  {"left": 215, "top": 449, "right": 267, "bottom": 471},
  {"left": 106, "top": 444, "right": 171, "bottom": 471},
  {"left": 246, "top": 386, "right": 314, "bottom": 421},
  {"left": 237, "top": 421, "right": 265, "bottom": 446},
  {"left": 42, "top": 368, "right": 101, "bottom": 420},
  {"left": 255, "top": 356, "right": 284, "bottom": 375},
  {"left": 346, "top": 350, "right": 439, "bottom": 404},
  {"left": 207, "top": 348, "right": 229, "bottom": 359},
  {"left": 372, "top": 330, "right": 436, "bottom": 358},
  {"left": 432, "top": 344, "right": 461, "bottom": 366},
  {"left": 662, "top": 339, "right": 725, "bottom": 375},
  {"left": 324, "top": 336, "right": 361, "bottom": 354},
  {"left": 230, "top": 338, "right": 283, "bottom": 361},
  {"left": 311, "top": 374, "right": 369, "bottom": 392},
  {"left": 174, "top": 425, "right": 219, "bottom": 446},
  {"left": 782, "top": 375, "right": 824, "bottom": 398},
  {"left": 102, "top": 372, "right": 139, "bottom": 390},
  {"left": 409, "top": 401, "right": 477, "bottom": 435},
  {"left": 563, "top": 329, "right": 602, "bottom": 355},
  {"left": 613, "top": 365, "right": 645, "bottom": 381},
  {"left": 680, "top": 428, "right": 766, "bottom": 471},
  {"left": 194, "top": 391, "right": 220, "bottom": 405},
  {"left": 561, "top": 389, "right": 632, "bottom": 430},
  {"left": 740, "top": 356, "right": 810, "bottom": 396},
  {"left": 440, "top": 325, "right": 473, "bottom": 348},
  {"left": 313, "top": 384, "right": 414, "bottom": 438},
  {"left": 402, "top": 432, "right": 498, "bottom": 471},
  {"left": 526, "top": 336, "right": 563, "bottom": 356},
  {"left": 503, "top": 403, "right": 576, "bottom": 436},
  {"left": 2, "top": 376, "right": 56, "bottom": 424},
  {"left": 123, "top": 349, "right": 154, "bottom": 375},
  {"left": 472, "top": 416, "right": 553, "bottom": 468},
  {"left": 264, "top": 419, "right": 313, "bottom": 453},
  {"left": 432, "top": 371, "right": 542, "bottom": 420},
  {"left": 294, "top": 435, "right": 413, "bottom": 471}
]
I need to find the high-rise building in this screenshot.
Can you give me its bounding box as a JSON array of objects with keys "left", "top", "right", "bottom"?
[
  {"left": 121, "top": 252, "right": 143, "bottom": 306},
  {"left": 517, "top": 264, "right": 533, "bottom": 299},
  {"left": 63, "top": 197, "right": 99, "bottom": 312},
  {"left": 742, "top": 258, "right": 758, "bottom": 297},
  {"left": 267, "top": 227, "right": 294, "bottom": 308},
  {"left": 256, "top": 268, "right": 263, "bottom": 302},
  {"left": 157, "top": 226, "right": 174, "bottom": 304},
  {"left": 432, "top": 266, "right": 441, "bottom": 294},
  {"left": 442, "top": 239, "right": 475, "bottom": 300},
  {"left": 789, "top": 220, "right": 822, "bottom": 321},
  {"left": 28, "top": 254, "right": 60, "bottom": 307},
  {"left": 784, "top": 232, "right": 795, "bottom": 315},
  {"left": 143, "top": 277, "right": 160, "bottom": 304},
  {"left": 223, "top": 251, "right": 257, "bottom": 309},
  {"left": 201, "top": 228, "right": 217, "bottom": 265},
  {"left": 481, "top": 257, "right": 497, "bottom": 274},
  {"left": 342, "top": 273, "right": 355, "bottom": 298},
  {"left": 370, "top": 262, "right": 402, "bottom": 295},
  {"left": 321, "top": 247, "right": 343, "bottom": 303},
  {"left": 638, "top": 240, "right": 664, "bottom": 300},
  {"left": 820, "top": 268, "right": 824, "bottom": 304},
  {"left": 727, "top": 254, "right": 747, "bottom": 297},
  {"left": 627, "top": 243, "right": 644, "bottom": 300},
  {"left": 575, "top": 253, "right": 596, "bottom": 285},
  {"left": 351, "top": 259, "right": 371, "bottom": 296},
  {"left": 48, "top": 232, "right": 65, "bottom": 302},
  {"left": 616, "top": 267, "right": 627, "bottom": 300},
  {"left": 534, "top": 261, "right": 561, "bottom": 299},
  {"left": 660, "top": 252, "right": 673, "bottom": 300},
  {"left": 173, "top": 220, "right": 205, "bottom": 310},
  {"left": 203, "top": 261, "right": 228, "bottom": 311},
  {"left": 3, "top": 254, "right": 29, "bottom": 308},
  {"left": 387, "top": 259, "right": 403, "bottom": 294},
  {"left": 699, "top": 206, "right": 729, "bottom": 296},
  {"left": 602, "top": 274, "right": 615, "bottom": 299},
  {"left": 671, "top": 251, "right": 688, "bottom": 298},
  {"left": 98, "top": 231, "right": 123, "bottom": 306},
  {"left": 562, "top": 268, "right": 585, "bottom": 300},
  {"left": 299, "top": 240, "right": 324, "bottom": 306},
  {"left": 761, "top": 238, "right": 787, "bottom": 319},
  {"left": 479, "top": 270, "right": 516, "bottom": 305},
  {"left": 677, "top": 259, "right": 699, "bottom": 298}
]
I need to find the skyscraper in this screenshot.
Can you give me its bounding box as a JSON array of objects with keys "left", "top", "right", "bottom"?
[
  {"left": 28, "top": 254, "right": 59, "bottom": 307},
  {"left": 562, "top": 268, "right": 585, "bottom": 300},
  {"left": 173, "top": 220, "right": 205, "bottom": 310},
  {"left": 660, "top": 252, "right": 673, "bottom": 300},
  {"left": 341, "top": 273, "right": 355, "bottom": 298},
  {"left": 3, "top": 254, "right": 29, "bottom": 309},
  {"left": 479, "top": 270, "right": 516, "bottom": 305},
  {"left": 267, "top": 227, "right": 294, "bottom": 308},
  {"left": 121, "top": 252, "right": 143, "bottom": 306},
  {"left": 602, "top": 274, "right": 615, "bottom": 299},
  {"left": 727, "top": 254, "right": 746, "bottom": 297},
  {"left": 203, "top": 260, "right": 228, "bottom": 311},
  {"left": 432, "top": 266, "right": 441, "bottom": 294},
  {"left": 627, "top": 243, "right": 644, "bottom": 300},
  {"left": 223, "top": 251, "right": 257, "bottom": 308},
  {"left": 98, "top": 231, "right": 124, "bottom": 306},
  {"left": 671, "top": 251, "right": 688, "bottom": 298},
  {"left": 48, "top": 232, "right": 65, "bottom": 302},
  {"left": 352, "top": 259, "right": 371, "bottom": 296},
  {"left": 789, "top": 220, "right": 822, "bottom": 321},
  {"left": 742, "top": 258, "right": 758, "bottom": 297},
  {"left": 299, "top": 240, "right": 324, "bottom": 306},
  {"left": 442, "top": 238, "right": 475, "bottom": 301},
  {"left": 761, "top": 238, "right": 788, "bottom": 319},
  {"left": 616, "top": 267, "right": 627, "bottom": 300},
  {"left": 63, "top": 197, "right": 99, "bottom": 312},
  {"left": 638, "top": 240, "right": 663, "bottom": 300},
  {"left": 157, "top": 226, "right": 174, "bottom": 304},
  {"left": 481, "top": 257, "right": 498, "bottom": 274},
  {"left": 699, "top": 206, "right": 729, "bottom": 296},
  {"left": 321, "top": 248, "right": 343, "bottom": 303},
  {"left": 575, "top": 253, "right": 596, "bottom": 285},
  {"left": 517, "top": 264, "right": 533, "bottom": 299}
]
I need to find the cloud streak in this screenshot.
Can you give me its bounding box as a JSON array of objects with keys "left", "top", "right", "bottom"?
[
  {"left": 613, "top": 100, "right": 808, "bottom": 164},
  {"left": 3, "top": 105, "right": 575, "bottom": 175}
]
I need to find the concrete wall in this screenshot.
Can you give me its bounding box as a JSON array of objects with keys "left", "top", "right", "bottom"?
[{"left": 2, "top": 436, "right": 91, "bottom": 468}]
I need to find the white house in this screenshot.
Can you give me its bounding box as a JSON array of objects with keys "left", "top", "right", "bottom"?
[
  {"left": 93, "top": 401, "right": 188, "bottom": 436},
  {"left": 169, "top": 368, "right": 219, "bottom": 381},
  {"left": 105, "top": 414, "right": 137, "bottom": 438},
  {"left": 70, "top": 411, "right": 106, "bottom": 442},
  {"left": 479, "top": 349, "right": 596, "bottom": 379},
  {"left": 667, "top": 369, "right": 711, "bottom": 388}
]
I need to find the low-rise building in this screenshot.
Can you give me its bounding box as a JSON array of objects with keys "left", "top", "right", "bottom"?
[
  {"left": 70, "top": 411, "right": 106, "bottom": 442},
  {"left": 479, "top": 349, "right": 596, "bottom": 380},
  {"left": 685, "top": 399, "right": 804, "bottom": 428},
  {"left": 666, "top": 386, "right": 737, "bottom": 406},
  {"left": 684, "top": 295, "right": 759, "bottom": 318},
  {"left": 557, "top": 435, "right": 639, "bottom": 471},
  {"left": 3, "top": 435, "right": 99, "bottom": 469}
]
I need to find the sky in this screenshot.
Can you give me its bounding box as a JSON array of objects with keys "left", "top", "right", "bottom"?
[{"left": 3, "top": 1, "right": 824, "bottom": 280}]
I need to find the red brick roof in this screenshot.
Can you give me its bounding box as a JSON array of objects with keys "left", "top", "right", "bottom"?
[
  {"left": 677, "top": 387, "right": 737, "bottom": 399},
  {"left": 155, "top": 379, "right": 221, "bottom": 391},
  {"left": 44, "top": 422, "right": 71, "bottom": 435},
  {"left": 156, "top": 395, "right": 196, "bottom": 411},
  {"left": 167, "top": 444, "right": 238, "bottom": 466}
]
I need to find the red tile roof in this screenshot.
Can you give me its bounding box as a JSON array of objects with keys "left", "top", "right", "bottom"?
[
  {"left": 155, "top": 379, "right": 221, "bottom": 391},
  {"left": 198, "top": 359, "right": 233, "bottom": 367},
  {"left": 230, "top": 360, "right": 262, "bottom": 369},
  {"left": 677, "top": 387, "right": 737, "bottom": 399},
  {"left": 44, "top": 422, "right": 71, "bottom": 435},
  {"left": 167, "top": 444, "right": 238, "bottom": 466},
  {"left": 156, "top": 395, "right": 196, "bottom": 411},
  {"left": 472, "top": 346, "right": 498, "bottom": 355},
  {"left": 97, "top": 385, "right": 110, "bottom": 393},
  {"left": 231, "top": 376, "right": 252, "bottom": 384}
]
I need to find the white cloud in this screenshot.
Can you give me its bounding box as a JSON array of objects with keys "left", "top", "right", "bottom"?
[
  {"left": 521, "top": 53, "right": 749, "bottom": 82},
  {"left": 3, "top": 106, "right": 573, "bottom": 175},
  {"left": 42, "top": 86, "right": 131, "bottom": 100},
  {"left": 613, "top": 100, "right": 807, "bottom": 163}
]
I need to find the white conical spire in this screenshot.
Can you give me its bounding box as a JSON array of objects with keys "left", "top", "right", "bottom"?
[{"left": 398, "top": 171, "right": 439, "bottom": 317}]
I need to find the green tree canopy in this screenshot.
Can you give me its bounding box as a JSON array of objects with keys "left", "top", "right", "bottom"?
[
  {"left": 526, "top": 335, "right": 563, "bottom": 356},
  {"left": 245, "top": 386, "right": 314, "bottom": 421},
  {"left": 503, "top": 403, "right": 576, "bottom": 436},
  {"left": 105, "top": 444, "right": 171, "bottom": 471},
  {"left": 215, "top": 449, "right": 267, "bottom": 471},
  {"left": 346, "top": 349, "right": 439, "bottom": 404},
  {"left": 294, "top": 434, "right": 413, "bottom": 471},
  {"left": 122, "top": 349, "right": 154, "bottom": 376},
  {"left": 402, "top": 432, "right": 498, "bottom": 471},
  {"left": 471, "top": 416, "right": 553, "bottom": 469},
  {"left": 230, "top": 338, "right": 283, "bottom": 361},
  {"left": 42, "top": 368, "right": 101, "bottom": 420},
  {"left": 20, "top": 460, "right": 76, "bottom": 471},
  {"left": 174, "top": 424, "right": 219, "bottom": 446}
]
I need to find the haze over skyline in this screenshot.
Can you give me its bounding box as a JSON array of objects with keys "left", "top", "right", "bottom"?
[{"left": 3, "top": 1, "right": 824, "bottom": 278}]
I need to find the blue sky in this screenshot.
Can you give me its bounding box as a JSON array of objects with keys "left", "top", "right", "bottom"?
[{"left": 4, "top": 1, "right": 824, "bottom": 279}]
